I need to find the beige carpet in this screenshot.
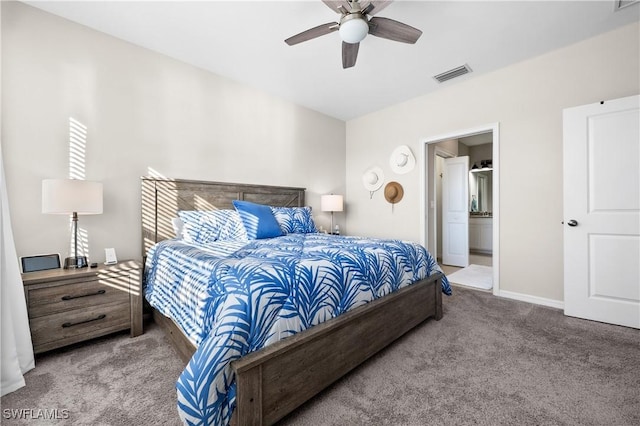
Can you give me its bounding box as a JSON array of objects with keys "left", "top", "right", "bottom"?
[
  {"left": 0, "top": 322, "right": 184, "bottom": 425},
  {"left": 446, "top": 264, "right": 493, "bottom": 290},
  {"left": 2, "top": 287, "right": 639, "bottom": 425}
]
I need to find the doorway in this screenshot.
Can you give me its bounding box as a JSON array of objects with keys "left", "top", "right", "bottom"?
[{"left": 420, "top": 123, "right": 500, "bottom": 295}]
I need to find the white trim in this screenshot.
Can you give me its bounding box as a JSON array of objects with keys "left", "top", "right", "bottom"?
[
  {"left": 498, "top": 290, "right": 564, "bottom": 310},
  {"left": 419, "top": 141, "right": 427, "bottom": 248},
  {"left": 420, "top": 123, "right": 500, "bottom": 296},
  {"left": 492, "top": 124, "right": 500, "bottom": 298}
]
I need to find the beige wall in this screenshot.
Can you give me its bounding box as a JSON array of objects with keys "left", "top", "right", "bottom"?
[
  {"left": 345, "top": 22, "right": 639, "bottom": 303},
  {"left": 3, "top": 2, "right": 639, "bottom": 306},
  {"left": 2, "top": 2, "right": 345, "bottom": 263}
]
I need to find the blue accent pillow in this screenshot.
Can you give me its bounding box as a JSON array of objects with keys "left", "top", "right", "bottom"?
[
  {"left": 178, "top": 210, "right": 248, "bottom": 244},
  {"left": 232, "top": 200, "right": 283, "bottom": 240},
  {"left": 271, "top": 206, "right": 318, "bottom": 234}
]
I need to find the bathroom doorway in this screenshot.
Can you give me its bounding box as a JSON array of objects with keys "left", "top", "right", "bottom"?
[{"left": 421, "top": 124, "right": 500, "bottom": 294}]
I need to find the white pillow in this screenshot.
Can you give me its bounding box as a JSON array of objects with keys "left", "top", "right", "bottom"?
[{"left": 171, "top": 217, "right": 184, "bottom": 238}]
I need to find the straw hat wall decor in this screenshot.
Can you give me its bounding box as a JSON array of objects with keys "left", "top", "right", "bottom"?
[{"left": 384, "top": 181, "right": 404, "bottom": 212}]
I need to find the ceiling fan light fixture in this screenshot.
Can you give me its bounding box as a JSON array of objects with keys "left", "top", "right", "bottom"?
[
  {"left": 285, "top": 1, "right": 423, "bottom": 69},
  {"left": 339, "top": 15, "right": 369, "bottom": 44}
]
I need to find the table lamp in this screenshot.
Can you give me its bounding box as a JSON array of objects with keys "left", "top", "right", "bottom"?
[
  {"left": 321, "top": 194, "right": 344, "bottom": 235},
  {"left": 42, "top": 179, "right": 103, "bottom": 269}
]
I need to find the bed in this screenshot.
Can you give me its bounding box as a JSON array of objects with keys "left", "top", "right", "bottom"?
[{"left": 141, "top": 177, "right": 449, "bottom": 425}]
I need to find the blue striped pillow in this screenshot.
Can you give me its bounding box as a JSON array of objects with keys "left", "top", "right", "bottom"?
[
  {"left": 178, "top": 210, "right": 248, "bottom": 244},
  {"left": 271, "top": 206, "right": 318, "bottom": 234}
]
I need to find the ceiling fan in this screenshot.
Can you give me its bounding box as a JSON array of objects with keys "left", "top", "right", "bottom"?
[{"left": 285, "top": 0, "right": 422, "bottom": 69}]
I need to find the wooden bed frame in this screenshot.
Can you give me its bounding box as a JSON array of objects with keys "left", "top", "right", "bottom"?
[{"left": 141, "top": 177, "right": 444, "bottom": 425}]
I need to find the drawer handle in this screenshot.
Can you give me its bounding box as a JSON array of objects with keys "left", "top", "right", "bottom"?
[
  {"left": 62, "top": 314, "right": 106, "bottom": 328},
  {"left": 61, "top": 289, "right": 106, "bottom": 300}
]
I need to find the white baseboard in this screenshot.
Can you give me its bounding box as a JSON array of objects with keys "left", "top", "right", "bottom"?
[{"left": 497, "top": 290, "right": 564, "bottom": 310}]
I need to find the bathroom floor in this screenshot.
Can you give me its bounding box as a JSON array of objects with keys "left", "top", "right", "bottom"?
[{"left": 439, "top": 253, "right": 492, "bottom": 276}]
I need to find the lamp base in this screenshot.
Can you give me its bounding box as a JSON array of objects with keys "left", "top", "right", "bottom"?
[{"left": 64, "top": 256, "right": 88, "bottom": 269}]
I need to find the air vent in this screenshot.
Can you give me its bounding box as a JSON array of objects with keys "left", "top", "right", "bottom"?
[
  {"left": 615, "top": 0, "right": 639, "bottom": 11},
  {"left": 433, "top": 64, "right": 472, "bottom": 83}
]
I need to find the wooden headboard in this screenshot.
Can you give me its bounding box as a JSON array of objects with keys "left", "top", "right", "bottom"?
[{"left": 141, "top": 177, "right": 305, "bottom": 257}]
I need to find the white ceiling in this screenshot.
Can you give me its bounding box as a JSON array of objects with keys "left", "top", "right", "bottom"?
[{"left": 24, "top": 1, "right": 639, "bottom": 121}]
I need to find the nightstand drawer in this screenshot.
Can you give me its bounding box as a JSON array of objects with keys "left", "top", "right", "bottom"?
[
  {"left": 30, "top": 301, "right": 130, "bottom": 350},
  {"left": 27, "top": 275, "right": 130, "bottom": 318},
  {"left": 22, "top": 260, "right": 143, "bottom": 353}
]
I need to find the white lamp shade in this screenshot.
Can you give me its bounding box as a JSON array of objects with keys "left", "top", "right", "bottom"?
[
  {"left": 321, "top": 194, "right": 344, "bottom": 212},
  {"left": 42, "top": 179, "right": 103, "bottom": 214},
  {"left": 339, "top": 17, "right": 369, "bottom": 44}
]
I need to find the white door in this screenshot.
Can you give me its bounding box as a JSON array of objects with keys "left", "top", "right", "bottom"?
[
  {"left": 442, "top": 156, "right": 469, "bottom": 267},
  {"left": 563, "top": 95, "right": 640, "bottom": 329}
]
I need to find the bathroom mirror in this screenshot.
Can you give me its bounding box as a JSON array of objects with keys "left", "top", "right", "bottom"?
[{"left": 469, "top": 170, "right": 492, "bottom": 214}]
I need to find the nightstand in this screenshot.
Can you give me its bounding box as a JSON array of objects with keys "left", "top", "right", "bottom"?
[{"left": 22, "top": 260, "right": 143, "bottom": 354}]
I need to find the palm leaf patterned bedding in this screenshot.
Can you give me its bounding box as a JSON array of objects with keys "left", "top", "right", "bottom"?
[{"left": 144, "top": 233, "right": 450, "bottom": 425}]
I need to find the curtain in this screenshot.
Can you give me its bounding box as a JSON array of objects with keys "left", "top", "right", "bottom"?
[{"left": 1, "top": 145, "right": 35, "bottom": 396}]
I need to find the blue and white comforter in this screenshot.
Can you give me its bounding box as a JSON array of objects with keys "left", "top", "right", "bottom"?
[{"left": 144, "top": 233, "right": 450, "bottom": 425}]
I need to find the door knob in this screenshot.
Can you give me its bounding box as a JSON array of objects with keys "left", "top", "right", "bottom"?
[{"left": 567, "top": 219, "right": 578, "bottom": 227}]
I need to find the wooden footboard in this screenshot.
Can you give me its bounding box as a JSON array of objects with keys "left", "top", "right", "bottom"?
[
  {"left": 151, "top": 273, "right": 443, "bottom": 425},
  {"left": 232, "top": 272, "right": 443, "bottom": 425}
]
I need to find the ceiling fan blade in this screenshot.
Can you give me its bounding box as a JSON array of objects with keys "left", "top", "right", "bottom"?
[
  {"left": 285, "top": 22, "right": 338, "bottom": 46},
  {"left": 322, "top": 0, "right": 352, "bottom": 14},
  {"left": 342, "top": 41, "right": 360, "bottom": 69},
  {"left": 368, "top": 16, "right": 422, "bottom": 44},
  {"left": 362, "top": 1, "right": 393, "bottom": 16}
]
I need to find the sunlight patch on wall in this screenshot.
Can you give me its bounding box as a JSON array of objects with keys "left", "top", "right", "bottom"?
[
  {"left": 68, "top": 117, "right": 90, "bottom": 258},
  {"left": 69, "top": 117, "right": 87, "bottom": 180}
]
